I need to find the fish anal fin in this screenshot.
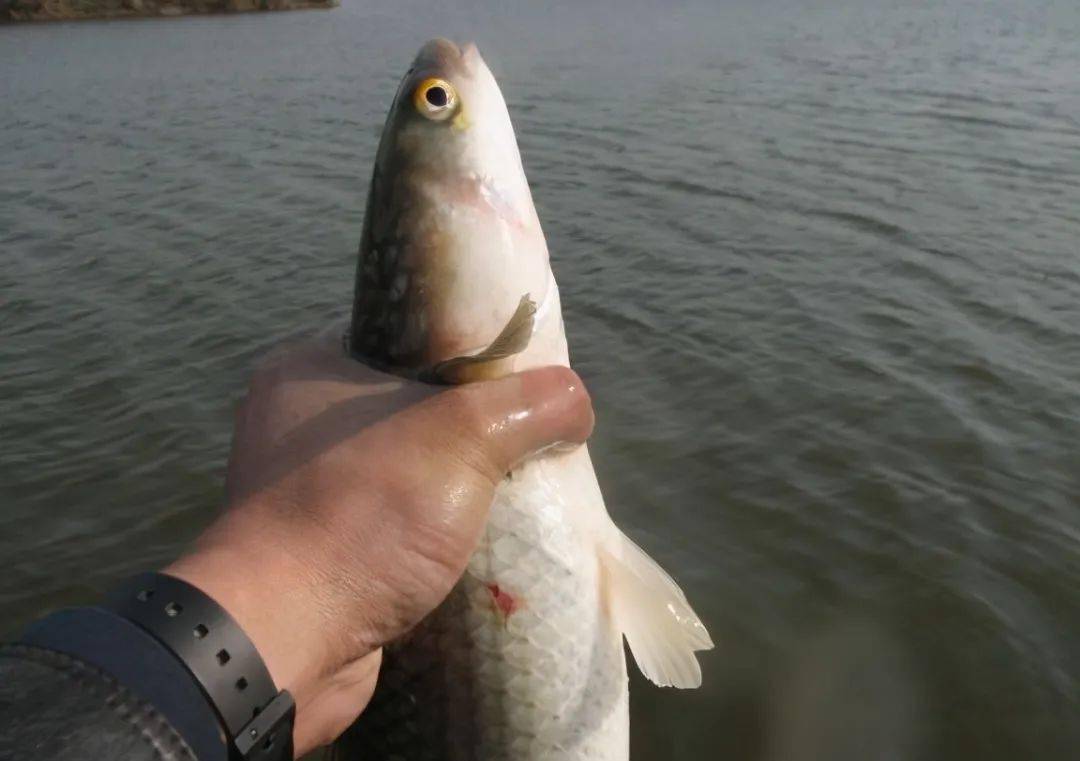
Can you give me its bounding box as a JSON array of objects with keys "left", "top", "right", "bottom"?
[
  {"left": 600, "top": 532, "right": 714, "bottom": 689},
  {"left": 428, "top": 294, "right": 537, "bottom": 384}
]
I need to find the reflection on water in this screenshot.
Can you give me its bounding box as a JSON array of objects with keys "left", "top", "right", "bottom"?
[{"left": 2, "top": 0, "right": 1080, "bottom": 757}]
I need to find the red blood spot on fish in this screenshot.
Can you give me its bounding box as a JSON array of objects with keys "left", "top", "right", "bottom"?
[{"left": 486, "top": 582, "right": 519, "bottom": 619}]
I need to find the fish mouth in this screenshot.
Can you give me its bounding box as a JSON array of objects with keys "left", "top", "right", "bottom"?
[
  {"left": 460, "top": 41, "right": 480, "bottom": 66},
  {"left": 412, "top": 38, "right": 482, "bottom": 76}
]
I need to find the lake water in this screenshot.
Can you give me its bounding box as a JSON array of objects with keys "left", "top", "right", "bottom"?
[{"left": 2, "top": 0, "right": 1080, "bottom": 758}]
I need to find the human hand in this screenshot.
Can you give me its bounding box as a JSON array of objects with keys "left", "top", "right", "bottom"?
[{"left": 164, "top": 337, "right": 593, "bottom": 754}]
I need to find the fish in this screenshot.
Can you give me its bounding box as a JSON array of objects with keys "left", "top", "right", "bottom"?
[{"left": 334, "top": 38, "right": 712, "bottom": 760}]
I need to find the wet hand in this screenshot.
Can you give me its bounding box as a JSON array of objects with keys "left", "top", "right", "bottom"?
[{"left": 164, "top": 337, "right": 593, "bottom": 754}]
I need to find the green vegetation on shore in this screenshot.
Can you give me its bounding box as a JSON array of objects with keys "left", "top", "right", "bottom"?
[{"left": 1, "top": 0, "right": 336, "bottom": 22}]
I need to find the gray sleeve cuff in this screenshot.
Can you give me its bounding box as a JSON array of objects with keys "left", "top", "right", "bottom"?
[{"left": 0, "top": 643, "right": 196, "bottom": 761}]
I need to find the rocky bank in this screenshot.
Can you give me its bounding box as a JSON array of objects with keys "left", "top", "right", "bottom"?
[{"left": 1, "top": 0, "right": 337, "bottom": 22}]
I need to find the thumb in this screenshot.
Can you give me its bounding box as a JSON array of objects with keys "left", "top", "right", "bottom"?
[{"left": 401, "top": 365, "right": 595, "bottom": 485}]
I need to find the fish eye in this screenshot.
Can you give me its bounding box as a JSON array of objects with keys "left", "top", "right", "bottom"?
[
  {"left": 413, "top": 78, "right": 457, "bottom": 121},
  {"left": 426, "top": 86, "right": 448, "bottom": 107}
]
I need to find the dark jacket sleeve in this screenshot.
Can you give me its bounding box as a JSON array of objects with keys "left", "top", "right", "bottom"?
[{"left": 0, "top": 645, "right": 196, "bottom": 761}]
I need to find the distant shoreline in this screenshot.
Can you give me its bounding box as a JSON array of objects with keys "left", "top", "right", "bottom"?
[{"left": 1, "top": 0, "right": 337, "bottom": 23}]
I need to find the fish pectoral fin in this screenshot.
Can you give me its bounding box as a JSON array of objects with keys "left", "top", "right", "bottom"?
[
  {"left": 427, "top": 294, "right": 537, "bottom": 384},
  {"left": 600, "top": 532, "right": 714, "bottom": 689}
]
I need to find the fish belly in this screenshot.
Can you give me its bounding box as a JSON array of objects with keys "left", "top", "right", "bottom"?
[{"left": 335, "top": 457, "right": 629, "bottom": 761}]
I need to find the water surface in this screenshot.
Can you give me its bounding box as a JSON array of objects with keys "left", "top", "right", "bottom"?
[{"left": 3, "top": 1, "right": 1080, "bottom": 758}]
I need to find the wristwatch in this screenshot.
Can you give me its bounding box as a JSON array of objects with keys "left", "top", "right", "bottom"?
[{"left": 22, "top": 572, "right": 295, "bottom": 761}]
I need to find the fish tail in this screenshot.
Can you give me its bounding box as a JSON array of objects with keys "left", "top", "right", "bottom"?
[{"left": 600, "top": 532, "right": 714, "bottom": 689}]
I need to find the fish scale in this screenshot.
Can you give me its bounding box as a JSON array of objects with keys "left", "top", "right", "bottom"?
[{"left": 340, "top": 457, "right": 629, "bottom": 760}]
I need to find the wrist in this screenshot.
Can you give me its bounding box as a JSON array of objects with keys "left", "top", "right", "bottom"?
[
  {"left": 165, "top": 534, "right": 383, "bottom": 753},
  {"left": 164, "top": 539, "right": 324, "bottom": 707}
]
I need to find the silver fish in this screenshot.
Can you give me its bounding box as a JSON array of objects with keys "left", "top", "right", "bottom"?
[{"left": 336, "top": 39, "right": 712, "bottom": 761}]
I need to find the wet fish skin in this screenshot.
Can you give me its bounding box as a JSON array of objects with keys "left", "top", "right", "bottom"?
[
  {"left": 337, "top": 38, "right": 712, "bottom": 761},
  {"left": 348, "top": 38, "right": 550, "bottom": 373}
]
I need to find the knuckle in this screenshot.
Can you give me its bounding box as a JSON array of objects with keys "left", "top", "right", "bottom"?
[
  {"left": 434, "top": 387, "right": 501, "bottom": 483},
  {"left": 232, "top": 395, "right": 250, "bottom": 426},
  {"left": 441, "top": 385, "right": 491, "bottom": 438},
  {"left": 548, "top": 365, "right": 591, "bottom": 426},
  {"left": 549, "top": 365, "right": 587, "bottom": 404},
  {"left": 545, "top": 364, "right": 580, "bottom": 389},
  {"left": 246, "top": 363, "right": 277, "bottom": 398}
]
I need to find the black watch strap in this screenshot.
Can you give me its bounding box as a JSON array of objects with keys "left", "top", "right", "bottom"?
[{"left": 101, "top": 572, "right": 295, "bottom": 761}]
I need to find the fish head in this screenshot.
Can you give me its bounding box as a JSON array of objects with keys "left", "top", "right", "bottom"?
[
  {"left": 349, "top": 39, "right": 555, "bottom": 378},
  {"left": 382, "top": 39, "right": 521, "bottom": 188}
]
